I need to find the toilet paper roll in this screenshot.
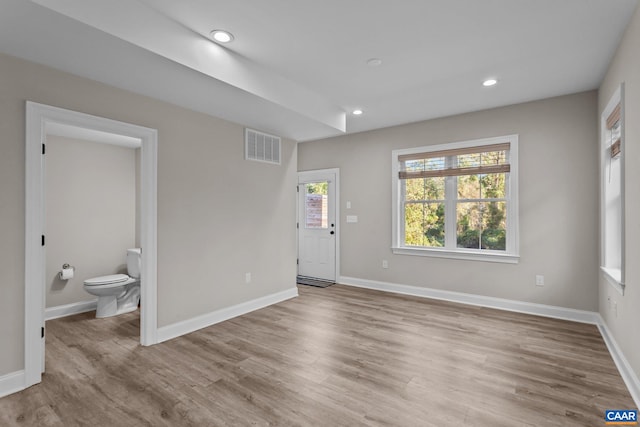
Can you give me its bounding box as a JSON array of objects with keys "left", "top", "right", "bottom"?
[{"left": 59, "top": 267, "right": 74, "bottom": 280}]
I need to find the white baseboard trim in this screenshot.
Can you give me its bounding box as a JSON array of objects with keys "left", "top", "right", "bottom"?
[
  {"left": 0, "top": 370, "right": 25, "bottom": 398},
  {"left": 339, "top": 276, "right": 600, "bottom": 324},
  {"left": 157, "top": 287, "right": 299, "bottom": 344},
  {"left": 597, "top": 316, "right": 640, "bottom": 409},
  {"left": 45, "top": 300, "right": 98, "bottom": 321}
]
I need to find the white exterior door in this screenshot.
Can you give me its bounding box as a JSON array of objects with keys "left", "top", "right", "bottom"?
[{"left": 298, "top": 170, "right": 337, "bottom": 282}]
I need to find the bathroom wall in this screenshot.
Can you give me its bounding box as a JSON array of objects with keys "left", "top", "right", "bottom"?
[
  {"left": 298, "top": 91, "right": 599, "bottom": 311},
  {"left": 45, "top": 135, "right": 137, "bottom": 309},
  {"left": 0, "top": 52, "right": 297, "bottom": 377}
]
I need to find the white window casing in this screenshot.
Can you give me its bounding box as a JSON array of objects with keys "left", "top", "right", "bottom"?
[
  {"left": 392, "top": 135, "right": 519, "bottom": 263},
  {"left": 600, "top": 85, "right": 625, "bottom": 294}
]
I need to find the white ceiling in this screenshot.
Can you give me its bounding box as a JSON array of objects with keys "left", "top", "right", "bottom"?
[{"left": 1, "top": 0, "right": 636, "bottom": 141}]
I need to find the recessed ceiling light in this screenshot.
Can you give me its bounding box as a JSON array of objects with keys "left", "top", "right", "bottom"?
[
  {"left": 353, "top": 109, "right": 363, "bottom": 115},
  {"left": 483, "top": 78, "right": 498, "bottom": 87},
  {"left": 210, "top": 30, "right": 234, "bottom": 43},
  {"left": 367, "top": 58, "right": 383, "bottom": 67}
]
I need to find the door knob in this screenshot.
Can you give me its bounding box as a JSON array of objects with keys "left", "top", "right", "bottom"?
[{"left": 330, "top": 231, "right": 335, "bottom": 235}]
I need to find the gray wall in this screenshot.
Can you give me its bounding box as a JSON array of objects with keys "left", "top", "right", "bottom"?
[
  {"left": 599, "top": 3, "right": 640, "bottom": 380},
  {"left": 299, "top": 91, "right": 598, "bottom": 311},
  {"left": 0, "top": 52, "right": 297, "bottom": 376},
  {"left": 45, "top": 135, "right": 136, "bottom": 309}
]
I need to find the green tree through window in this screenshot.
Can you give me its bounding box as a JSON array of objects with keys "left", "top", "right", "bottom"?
[{"left": 399, "top": 141, "right": 511, "bottom": 252}]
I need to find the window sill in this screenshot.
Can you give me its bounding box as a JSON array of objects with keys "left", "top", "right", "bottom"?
[
  {"left": 600, "top": 266, "right": 625, "bottom": 295},
  {"left": 392, "top": 246, "right": 519, "bottom": 264}
]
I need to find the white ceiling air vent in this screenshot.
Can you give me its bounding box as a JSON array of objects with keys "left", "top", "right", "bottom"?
[{"left": 245, "top": 128, "right": 281, "bottom": 165}]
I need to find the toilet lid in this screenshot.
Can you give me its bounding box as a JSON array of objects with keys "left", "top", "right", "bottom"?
[{"left": 84, "top": 274, "right": 129, "bottom": 286}]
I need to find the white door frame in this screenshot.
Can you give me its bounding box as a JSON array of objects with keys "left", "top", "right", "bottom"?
[
  {"left": 24, "top": 102, "right": 159, "bottom": 388},
  {"left": 297, "top": 168, "right": 340, "bottom": 282}
]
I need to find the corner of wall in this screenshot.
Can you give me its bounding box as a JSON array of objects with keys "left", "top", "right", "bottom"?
[
  {"left": 597, "top": 315, "right": 640, "bottom": 409},
  {"left": 0, "top": 370, "right": 25, "bottom": 399},
  {"left": 157, "top": 287, "right": 298, "bottom": 344}
]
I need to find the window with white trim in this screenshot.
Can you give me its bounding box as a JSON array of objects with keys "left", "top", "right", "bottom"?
[
  {"left": 392, "top": 135, "right": 519, "bottom": 263},
  {"left": 600, "top": 85, "right": 624, "bottom": 292}
]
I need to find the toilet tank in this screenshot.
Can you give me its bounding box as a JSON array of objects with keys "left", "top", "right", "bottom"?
[{"left": 127, "top": 248, "right": 142, "bottom": 278}]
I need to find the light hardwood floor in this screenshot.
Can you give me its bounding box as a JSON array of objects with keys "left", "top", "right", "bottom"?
[{"left": 0, "top": 285, "right": 635, "bottom": 426}]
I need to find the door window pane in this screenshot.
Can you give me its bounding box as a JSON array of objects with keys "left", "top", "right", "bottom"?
[{"left": 305, "top": 182, "right": 328, "bottom": 229}]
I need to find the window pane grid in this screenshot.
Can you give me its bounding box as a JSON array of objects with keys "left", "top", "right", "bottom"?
[
  {"left": 404, "top": 201, "right": 445, "bottom": 248},
  {"left": 456, "top": 150, "right": 508, "bottom": 168},
  {"left": 405, "top": 199, "right": 446, "bottom": 204},
  {"left": 394, "top": 136, "right": 517, "bottom": 259},
  {"left": 403, "top": 158, "right": 446, "bottom": 172},
  {"left": 404, "top": 177, "right": 444, "bottom": 202},
  {"left": 456, "top": 201, "right": 507, "bottom": 251},
  {"left": 400, "top": 147, "right": 509, "bottom": 179},
  {"left": 456, "top": 198, "right": 506, "bottom": 203},
  {"left": 455, "top": 168, "right": 507, "bottom": 251}
]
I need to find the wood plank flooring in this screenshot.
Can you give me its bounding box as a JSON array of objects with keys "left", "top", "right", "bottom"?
[{"left": 0, "top": 285, "right": 635, "bottom": 426}]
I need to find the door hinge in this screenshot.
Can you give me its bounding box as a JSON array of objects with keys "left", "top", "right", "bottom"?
[
  {"left": 296, "top": 185, "right": 299, "bottom": 192},
  {"left": 42, "top": 143, "right": 46, "bottom": 155},
  {"left": 41, "top": 235, "right": 45, "bottom": 246},
  {"left": 296, "top": 222, "right": 299, "bottom": 229},
  {"left": 41, "top": 327, "right": 44, "bottom": 338},
  {"left": 297, "top": 258, "right": 299, "bottom": 265}
]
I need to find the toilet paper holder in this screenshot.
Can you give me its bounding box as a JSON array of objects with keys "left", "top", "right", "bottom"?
[{"left": 59, "top": 263, "right": 75, "bottom": 280}]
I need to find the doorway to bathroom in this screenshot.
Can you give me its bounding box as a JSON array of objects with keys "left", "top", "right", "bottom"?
[{"left": 24, "top": 102, "right": 158, "bottom": 389}]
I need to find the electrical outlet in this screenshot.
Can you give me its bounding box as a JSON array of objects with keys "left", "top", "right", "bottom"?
[
  {"left": 245, "top": 272, "right": 251, "bottom": 284},
  {"left": 535, "top": 275, "right": 544, "bottom": 287},
  {"left": 382, "top": 259, "right": 388, "bottom": 269}
]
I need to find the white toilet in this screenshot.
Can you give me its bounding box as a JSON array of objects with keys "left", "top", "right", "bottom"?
[{"left": 83, "top": 248, "right": 141, "bottom": 318}]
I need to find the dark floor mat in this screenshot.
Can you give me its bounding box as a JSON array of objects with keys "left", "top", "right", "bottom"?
[{"left": 296, "top": 276, "right": 334, "bottom": 288}]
